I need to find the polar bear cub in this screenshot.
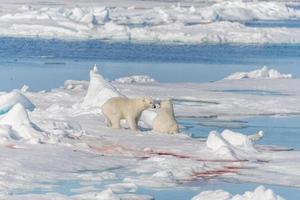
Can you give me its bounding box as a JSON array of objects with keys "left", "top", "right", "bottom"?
[
  {"left": 101, "top": 96, "right": 155, "bottom": 131},
  {"left": 153, "top": 99, "right": 179, "bottom": 134}
]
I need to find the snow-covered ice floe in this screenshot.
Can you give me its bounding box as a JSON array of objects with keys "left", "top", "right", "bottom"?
[
  {"left": 1, "top": 1, "right": 300, "bottom": 43},
  {"left": 191, "top": 185, "right": 285, "bottom": 200},
  {"left": 224, "top": 66, "right": 292, "bottom": 80},
  {"left": 1, "top": 66, "right": 300, "bottom": 199}
]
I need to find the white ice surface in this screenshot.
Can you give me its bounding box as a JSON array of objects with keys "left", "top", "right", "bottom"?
[
  {"left": 0, "top": 1, "right": 300, "bottom": 43},
  {"left": 1, "top": 68, "right": 300, "bottom": 199}
]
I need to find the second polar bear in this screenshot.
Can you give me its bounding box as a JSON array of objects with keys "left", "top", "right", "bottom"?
[
  {"left": 101, "top": 96, "right": 155, "bottom": 130},
  {"left": 153, "top": 99, "right": 179, "bottom": 134}
]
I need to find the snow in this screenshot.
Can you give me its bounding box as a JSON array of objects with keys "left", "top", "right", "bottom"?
[
  {"left": 224, "top": 66, "right": 293, "bottom": 80},
  {"left": 0, "top": 1, "right": 300, "bottom": 43},
  {"left": 191, "top": 185, "right": 285, "bottom": 200},
  {"left": 1, "top": 66, "right": 300, "bottom": 199}
]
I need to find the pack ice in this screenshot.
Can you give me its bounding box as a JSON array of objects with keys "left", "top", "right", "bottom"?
[
  {"left": 1, "top": 1, "right": 300, "bottom": 43},
  {"left": 1, "top": 66, "right": 299, "bottom": 199}
]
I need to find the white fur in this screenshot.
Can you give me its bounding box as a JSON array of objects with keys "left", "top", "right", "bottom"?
[
  {"left": 101, "top": 97, "right": 155, "bottom": 131},
  {"left": 153, "top": 99, "right": 179, "bottom": 134}
]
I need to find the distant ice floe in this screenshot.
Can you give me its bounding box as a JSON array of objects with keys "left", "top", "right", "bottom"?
[
  {"left": 224, "top": 66, "right": 292, "bottom": 80},
  {"left": 114, "top": 75, "right": 157, "bottom": 84},
  {"left": 192, "top": 185, "right": 285, "bottom": 200},
  {"left": 1, "top": 1, "right": 300, "bottom": 43}
]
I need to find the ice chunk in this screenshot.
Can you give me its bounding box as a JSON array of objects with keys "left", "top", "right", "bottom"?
[
  {"left": 108, "top": 182, "right": 137, "bottom": 193},
  {"left": 0, "top": 91, "right": 35, "bottom": 114},
  {"left": 191, "top": 185, "right": 285, "bottom": 200},
  {"left": 224, "top": 66, "right": 292, "bottom": 80},
  {"left": 221, "top": 129, "right": 258, "bottom": 152},
  {"left": 206, "top": 131, "right": 232, "bottom": 151},
  {"left": 95, "top": 189, "right": 120, "bottom": 200},
  {"left": 206, "top": 131, "right": 238, "bottom": 159},
  {"left": 114, "top": 75, "right": 157, "bottom": 84},
  {"left": 81, "top": 64, "right": 123, "bottom": 108},
  {"left": 0, "top": 103, "right": 45, "bottom": 143},
  {"left": 192, "top": 190, "right": 231, "bottom": 200},
  {"left": 248, "top": 131, "right": 264, "bottom": 142},
  {"left": 20, "top": 85, "right": 29, "bottom": 92},
  {"left": 206, "top": 129, "right": 263, "bottom": 159}
]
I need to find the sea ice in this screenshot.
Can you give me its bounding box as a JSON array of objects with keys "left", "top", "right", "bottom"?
[
  {"left": 1, "top": 1, "right": 300, "bottom": 43},
  {"left": 0, "top": 66, "right": 300, "bottom": 199}
]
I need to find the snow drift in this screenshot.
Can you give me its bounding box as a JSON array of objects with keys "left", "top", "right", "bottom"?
[{"left": 224, "top": 66, "right": 292, "bottom": 80}]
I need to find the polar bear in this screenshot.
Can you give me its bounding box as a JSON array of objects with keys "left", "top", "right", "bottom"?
[
  {"left": 101, "top": 96, "right": 155, "bottom": 131},
  {"left": 153, "top": 99, "right": 179, "bottom": 134}
]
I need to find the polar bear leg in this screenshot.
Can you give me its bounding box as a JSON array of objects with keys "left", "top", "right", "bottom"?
[
  {"left": 105, "top": 118, "right": 112, "bottom": 127},
  {"left": 111, "top": 117, "right": 121, "bottom": 129},
  {"left": 102, "top": 112, "right": 112, "bottom": 127},
  {"left": 127, "top": 116, "right": 138, "bottom": 131}
]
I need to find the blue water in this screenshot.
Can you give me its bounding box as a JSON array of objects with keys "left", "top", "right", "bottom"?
[
  {"left": 179, "top": 115, "right": 300, "bottom": 150},
  {"left": 216, "top": 89, "right": 289, "bottom": 96},
  {"left": 138, "top": 181, "right": 300, "bottom": 200},
  {"left": 245, "top": 20, "right": 300, "bottom": 28},
  {"left": 1, "top": 38, "right": 300, "bottom": 91}
]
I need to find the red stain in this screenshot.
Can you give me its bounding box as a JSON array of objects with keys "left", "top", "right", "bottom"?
[
  {"left": 5, "top": 144, "right": 16, "bottom": 149},
  {"left": 88, "top": 144, "right": 268, "bottom": 163},
  {"left": 149, "top": 150, "right": 249, "bottom": 163},
  {"left": 193, "top": 167, "right": 239, "bottom": 178}
]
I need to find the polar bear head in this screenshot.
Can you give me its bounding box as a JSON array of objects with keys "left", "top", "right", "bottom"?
[{"left": 142, "top": 96, "right": 156, "bottom": 109}]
